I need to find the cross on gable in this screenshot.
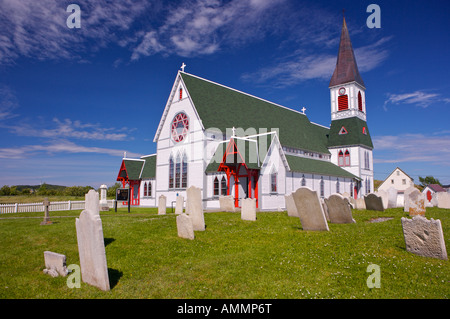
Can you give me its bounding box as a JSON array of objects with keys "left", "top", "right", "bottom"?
[{"left": 181, "top": 63, "right": 186, "bottom": 72}]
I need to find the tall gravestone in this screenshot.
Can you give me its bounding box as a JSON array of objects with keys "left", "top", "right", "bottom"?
[
  {"left": 292, "top": 187, "right": 329, "bottom": 231},
  {"left": 175, "top": 195, "right": 184, "bottom": 214},
  {"left": 403, "top": 186, "right": 417, "bottom": 211},
  {"left": 176, "top": 213, "right": 195, "bottom": 240},
  {"left": 364, "top": 193, "right": 384, "bottom": 211},
  {"left": 99, "top": 184, "right": 109, "bottom": 211},
  {"left": 324, "top": 194, "right": 355, "bottom": 224},
  {"left": 241, "top": 198, "right": 257, "bottom": 221},
  {"left": 437, "top": 192, "right": 450, "bottom": 209},
  {"left": 75, "top": 190, "right": 110, "bottom": 291},
  {"left": 40, "top": 197, "right": 53, "bottom": 225},
  {"left": 407, "top": 189, "right": 426, "bottom": 216},
  {"left": 387, "top": 187, "right": 398, "bottom": 208},
  {"left": 186, "top": 186, "right": 205, "bottom": 231},
  {"left": 158, "top": 195, "right": 166, "bottom": 215},
  {"left": 376, "top": 190, "right": 389, "bottom": 209},
  {"left": 401, "top": 215, "right": 447, "bottom": 260}
]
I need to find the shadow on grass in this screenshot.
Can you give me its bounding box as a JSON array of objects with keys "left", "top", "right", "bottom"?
[
  {"left": 104, "top": 237, "right": 115, "bottom": 246},
  {"left": 108, "top": 268, "right": 123, "bottom": 289}
]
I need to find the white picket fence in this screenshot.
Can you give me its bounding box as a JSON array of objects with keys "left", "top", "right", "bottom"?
[{"left": 0, "top": 199, "right": 118, "bottom": 214}]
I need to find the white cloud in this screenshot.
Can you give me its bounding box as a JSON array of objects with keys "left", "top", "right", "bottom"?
[
  {"left": 373, "top": 133, "right": 450, "bottom": 165},
  {"left": 0, "top": 140, "right": 141, "bottom": 159},
  {"left": 1, "top": 117, "right": 132, "bottom": 141},
  {"left": 383, "top": 90, "right": 450, "bottom": 110},
  {"left": 0, "top": 85, "right": 19, "bottom": 120}
]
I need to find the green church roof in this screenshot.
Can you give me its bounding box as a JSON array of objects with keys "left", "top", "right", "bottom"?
[
  {"left": 181, "top": 72, "right": 330, "bottom": 155},
  {"left": 328, "top": 117, "right": 373, "bottom": 149}
]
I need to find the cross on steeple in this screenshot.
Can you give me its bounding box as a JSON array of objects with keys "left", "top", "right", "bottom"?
[
  {"left": 180, "top": 62, "right": 186, "bottom": 72},
  {"left": 301, "top": 107, "right": 306, "bottom": 114}
]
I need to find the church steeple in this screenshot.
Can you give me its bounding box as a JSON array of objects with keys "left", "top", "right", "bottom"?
[{"left": 329, "top": 16, "right": 365, "bottom": 88}]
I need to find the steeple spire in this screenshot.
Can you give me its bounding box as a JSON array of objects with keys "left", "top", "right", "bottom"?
[{"left": 329, "top": 16, "right": 365, "bottom": 88}]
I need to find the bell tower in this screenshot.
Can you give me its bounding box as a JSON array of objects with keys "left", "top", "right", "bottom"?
[{"left": 328, "top": 16, "right": 374, "bottom": 198}]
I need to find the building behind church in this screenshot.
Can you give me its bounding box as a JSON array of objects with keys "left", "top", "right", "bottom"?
[{"left": 116, "top": 17, "right": 374, "bottom": 211}]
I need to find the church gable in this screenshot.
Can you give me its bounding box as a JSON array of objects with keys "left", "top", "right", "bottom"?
[{"left": 328, "top": 117, "right": 373, "bottom": 149}]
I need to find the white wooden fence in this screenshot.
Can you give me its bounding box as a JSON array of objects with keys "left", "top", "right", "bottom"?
[{"left": 0, "top": 200, "right": 118, "bottom": 214}]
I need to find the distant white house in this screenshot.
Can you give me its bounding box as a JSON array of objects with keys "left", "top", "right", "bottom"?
[
  {"left": 378, "top": 167, "right": 414, "bottom": 193},
  {"left": 422, "top": 184, "right": 446, "bottom": 204}
]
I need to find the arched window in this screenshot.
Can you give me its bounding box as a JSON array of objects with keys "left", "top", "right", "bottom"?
[
  {"left": 179, "top": 88, "right": 183, "bottom": 100},
  {"left": 358, "top": 91, "right": 363, "bottom": 112},
  {"left": 175, "top": 155, "right": 181, "bottom": 188},
  {"left": 301, "top": 174, "right": 306, "bottom": 187},
  {"left": 213, "top": 177, "right": 219, "bottom": 196},
  {"left": 181, "top": 154, "right": 187, "bottom": 188},
  {"left": 221, "top": 176, "right": 227, "bottom": 195},
  {"left": 320, "top": 177, "right": 324, "bottom": 198},
  {"left": 338, "top": 150, "right": 344, "bottom": 166},
  {"left": 336, "top": 179, "right": 340, "bottom": 194},
  {"left": 271, "top": 171, "right": 277, "bottom": 193},
  {"left": 169, "top": 156, "right": 174, "bottom": 189},
  {"left": 344, "top": 150, "right": 350, "bottom": 166},
  {"left": 338, "top": 95, "right": 348, "bottom": 111},
  {"left": 148, "top": 182, "right": 152, "bottom": 197},
  {"left": 143, "top": 182, "right": 148, "bottom": 197}
]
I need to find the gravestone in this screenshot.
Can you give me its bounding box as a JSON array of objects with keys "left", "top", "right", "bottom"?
[
  {"left": 355, "top": 197, "right": 366, "bottom": 210},
  {"left": 175, "top": 195, "right": 184, "bottom": 214},
  {"left": 401, "top": 215, "right": 447, "bottom": 260},
  {"left": 186, "top": 186, "right": 205, "bottom": 231},
  {"left": 285, "top": 194, "right": 298, "bottom": 217},
  {"left": 324, "top": 194, "right": 355, "bottom": 224},
  {"left": 40, "top": 197, "right": 53, "bottom": 225},
  {"left": 407, "top": 189, "right": 426, "bottom": 216},
  {"left": 176, "top": 213, "right": 195, "bottom": 240},
  {"left": 241, "top": 198, "right": 256, "bottom": 221},
  {"left": 320, "top": 198, "right": 330, "bottom": 221},
  {"left": 376, "top": 190, "right": 389, "bottom": 209},
  {"left": 364, "top": 193, "right": 384, "bottom": 211},
  {"left": 219, "top": 195, "right": 236, "bottom": 212},
  {"left": 437, "top": 192, "right": 450, "bottom": 209},
  {"left": 403, "top": 186, "right": 417, "bottom": 211},
  {"left": 158, "top": 195, "right": 166, "bottom": 215},
  {"left": 43, "top": 251, "right": 69, "bottom": 277},
  {"left": 75, "top": 190, "right": 110, "bottom": 291},
  {"left": 387, "top": 187, "right": 398, "bottom": 208},
  {"left": 99, "top": 184, "right": 109, "bottom": 211},
  {"left": 292, "top": 187, "right": 329, "bottom": 231}
]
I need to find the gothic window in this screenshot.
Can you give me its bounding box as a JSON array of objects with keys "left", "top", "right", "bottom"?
[
  {"left": 169, "top": 156, "right": 174, "bottom": 189},
  {"left": 338, "top": 95, "right": 348, "bottom": 111},
  {"left": 221, "top": 176, "right": 227, "bottom": 195},
  {"left": 338, "top": 151, "right": 344, "bottom": 166},
  {"left": 358, "top": 91, "right": 363, "bottom": 112},
  {"left": 214, "top": 177, "right": 219, "bottom": 196},
  {"left": 344, "top": 150, "right": 350, "bottom": 166},
  {"left": 143, "top": 182, "right": 148, "bottom": 197},
  {"left": 175, "top": 155, "right": 181, "bottom": 188},
  {"left": 336, "top": 179, "right": 340, "bottom": 194},
  {"left": 179, "top": 88, "right": 183, "bottom": 100},
  {"left": 148, "top": 182, "right": 152, "bottom": 197},
  {"left": 271, "top": 171, "right": 277, "bottom": 193},
  {"left": 301, "top": 174, "right": 306, "bottom": 187},
  {"left": 320, "top": 177, "right": 324, "bottom": 198},
  {"left": 182, "top": 154, "right": 187, "bottom": 188}
]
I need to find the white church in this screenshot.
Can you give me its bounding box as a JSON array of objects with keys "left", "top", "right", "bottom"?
[{"left": 116, "top": 17, "right": 374, "bottom": 211}]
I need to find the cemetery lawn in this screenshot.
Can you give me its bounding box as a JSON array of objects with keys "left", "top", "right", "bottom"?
[{"left": 0, "top": 208, "right": 448, "bottom": 299}]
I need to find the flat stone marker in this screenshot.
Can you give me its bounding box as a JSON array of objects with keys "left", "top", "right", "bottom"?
[
  {"left": 292, "top": 187, "right": 329, "bottom": 231},
  {"left": 158, "top": 195, "right": 166, "bottom": 215},
  {"left": 175, "top": 195, "right": 184, "bottom": 214},
  {"left": 285, "top": 194, "right": 298, "bottom": 217},
  {"left": 437, "top": 192, "right": 450, "bottom": 209},
  {"left": 75, "top": 193, "right": 110, "bottom": 291},
  {"left": 43, "top": 251, "right": 69, "bottom": 277},
  {"left": 40, "top": 197, "right": 52, "bottom": 225},
  {"left": 219, "top": 195, "right": 236, "bottom": 212},
  {"left": 401, "top": 216, "right": 447, "bottom": 260},
  {"left": 364, "top": 193, "right": 384, "bottom": 211},
  {"left": 186, "top": 186, "right": 205, "bottom": 231},
  {"left": 324, "top": 194, "right": 355, "bottom": 224},
  {"left": 176, "top": 213, "right": 195, "bottom": 240},
  {"left": 407, "top": 189, "right": 426, "bottom": 216},
  {"left": 241, "top": 198, "right": 256, "bottom": 221}
]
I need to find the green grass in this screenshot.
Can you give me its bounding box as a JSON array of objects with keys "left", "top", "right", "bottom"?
[{"left": 0, "top": 207, "right": 448, "bottom": 299}]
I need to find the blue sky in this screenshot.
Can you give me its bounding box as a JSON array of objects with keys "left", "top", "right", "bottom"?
[{"left": 1, "top": 0, "right": 449, "bottom": 187}]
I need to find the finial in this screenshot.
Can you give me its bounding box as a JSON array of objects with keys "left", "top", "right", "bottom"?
[
  {"left": 180, "top": 62, "right": 186, "bottom": 72},
  {"left": 231, "top": 126, "right": 236, "bottom": 137}
]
